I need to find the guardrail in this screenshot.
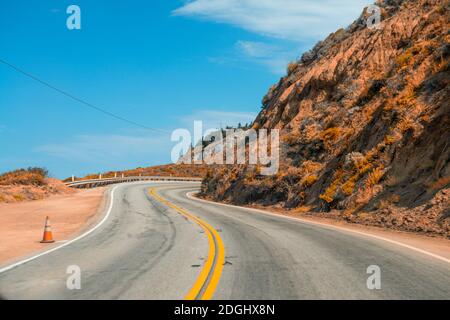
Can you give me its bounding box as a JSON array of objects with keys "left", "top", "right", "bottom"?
[{"left": 65, "top": 176, "right": 202, "bottom": 188}]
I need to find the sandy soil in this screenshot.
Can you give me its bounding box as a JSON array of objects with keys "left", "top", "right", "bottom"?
[
  {"left": 0, "top": 178, "right": 76, "bottom": 203},
  {"left": 0, "top": 187, "right": 107, "bottom": 266}
]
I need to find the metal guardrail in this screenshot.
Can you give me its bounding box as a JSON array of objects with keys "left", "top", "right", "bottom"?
[{"left": 64, "top": 176, "right": 202, "bottom": 188}]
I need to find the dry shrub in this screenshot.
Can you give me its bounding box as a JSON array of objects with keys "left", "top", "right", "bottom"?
[
  {"left": 301, "top": 160, "right": 323, "bottom": 173},
  {"left": 319, "top": 187, "right": 336, "bottom": 203},
  {"left": 320, "top": 127, "right": 348, "bottom": 149},
  {"left": 0, "top": 167, "right": 48, "bottom": 186},
  {"left": 287, "top": 61, "right": 299, "bottom": 74},
  {"left": 396, "top": 86, "right": 417, "bottom": 108},
  {"left": 12, "top": 194, "right": 25, "bottom": 201},
  {"left": 319, "top": 169, "right": 344, "bottom": 203},
  {"left": 291, "top": 206, "right": 312, "bottom": 213},
  {"left": 354, "top": 185, "right": 383, "bottom": 208},
  {"left": 383, "top": 134, "right": 398, "bottom": 145},
  {"left": 357, "top": 162, "right": 373, "bottom": 176},
  {"left": 282, "top": 130, "right": 302, "bottom": 145},
  {"left": 342, "top": 179, "right": 356, "bottom": 196},
  {"left": 366, "top": 167, "right": 385, "bottom": 188},
  {"left": 302, "top": 174, "right": 319, "bottom": 187},
  {"left": 429, "top": 176, "right": 450, "bottom": 190},
  {"left": 396, "top": 116, "right": 422, "bottom": 136},
  {"left": 395, "top": 52, "right": 413, "bottom": 68},
  {"left": 303, "top": 124, "right": 322, "bottom": 142}
]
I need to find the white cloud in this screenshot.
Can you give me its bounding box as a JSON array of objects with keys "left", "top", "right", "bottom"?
[
  {"left": 235, "top": 40, "right": 297, "bottom": 74},
  {"left": 208, "top": 40, "right": 298, "bottom": 74},
  {"left": 236, "top": 40, "right": 279, "bottom": 58},
  {"left": 173, "top": 0, "right": 370, "bottom": 41},
  {"left": 36, "top": 133, "right": 170, "bottom": 164},
  {"left": 35, "top": 110, "right": 256, "bottom": 166}
]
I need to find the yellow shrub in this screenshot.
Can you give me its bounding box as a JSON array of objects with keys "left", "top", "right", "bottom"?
[
  {"left": 384, "top": 135, "right": 397, "bottom": 145},
  {"left": 320, "top": 183, "right": 338, "bottom": 203},
  {"left": 302, "top": 175, "right": 318, "bottom": 187},
  {"left": 320, "top": 127, "right": 342, "bottom": 141},
  {"left": 320, "top": 127, "right": 346, "bottom": 149},
  {"left": 366, "top": 167, "right": 384, "bottom": 188},
  {"left": 282, "top": 131, "right": 301, "bottom": 145},
  {"left": 358, "top": 163, "right": 373, "bottom": 176},
  {"left": 319, "top": 192, "right": 334, "bottom": 203},
  {"left": 252, "top": 123, "right": 261, "bottom": 130},
  {"left": 301, "top": 161, "right": 323, "bottom": 173},
  {"left": 395, "top": 52, "right": 413, "bottom": 68},
  {"left": 342, "top": 180, "right": 356, "bottom": 196},
  {"left": 13, "top": 194, "right": 25, "bottom": 201}
]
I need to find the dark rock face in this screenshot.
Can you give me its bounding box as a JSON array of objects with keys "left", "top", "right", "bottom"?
[{"left": 201, "top": 0, "right": 450, "bottom": 236}]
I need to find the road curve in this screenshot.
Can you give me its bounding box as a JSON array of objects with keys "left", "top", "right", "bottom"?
[{"left": 0, "top": 182, "right": 449, "bottom": 299}]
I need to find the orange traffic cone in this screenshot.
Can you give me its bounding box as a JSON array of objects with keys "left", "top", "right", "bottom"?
[{"left": 40, "top": 216, "right": 55, "bottom": 243}]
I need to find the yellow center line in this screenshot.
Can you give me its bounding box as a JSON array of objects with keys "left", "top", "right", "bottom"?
[{"left": 149, "top": 188, "right": 225, "bottom": 300}]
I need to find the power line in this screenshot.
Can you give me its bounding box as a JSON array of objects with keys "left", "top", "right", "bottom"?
[{"left": 0, "top": 58, "right": 169, "bottom": 134}]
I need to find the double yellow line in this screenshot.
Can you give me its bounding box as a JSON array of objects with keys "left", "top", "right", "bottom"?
[{"left": 149, "top": 188, "right": 225, "bottom": 300}]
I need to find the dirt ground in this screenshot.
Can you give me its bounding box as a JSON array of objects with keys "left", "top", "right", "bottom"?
[{"left": 0, "top": 187, "right": 107, "bottom": 266}]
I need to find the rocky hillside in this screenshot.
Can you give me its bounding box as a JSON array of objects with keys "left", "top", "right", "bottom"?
[{"left": 201, "top": 0, "right": 450, "bottom": 236}]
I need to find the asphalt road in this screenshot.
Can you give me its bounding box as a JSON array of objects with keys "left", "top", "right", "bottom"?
[{"left": 0, "top": 182, "right": 449, "bottom": 299}]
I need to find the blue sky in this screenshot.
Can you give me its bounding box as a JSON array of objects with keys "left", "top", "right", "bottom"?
[{"left": 0, "top": 0, "right": 369, "bottom": 178}]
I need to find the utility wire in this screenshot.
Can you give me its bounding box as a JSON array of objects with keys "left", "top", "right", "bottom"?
[{"left": 0, "top": 58, "right": 169, "bottom": 134}]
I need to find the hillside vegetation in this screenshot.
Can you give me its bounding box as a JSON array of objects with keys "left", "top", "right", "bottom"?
[
  {"left": 67, "top": 164, "right": 210, "bottom": 182},
  {"left": 201, "top": 0, "right": 450, "bottom": 237},
  {"left": 0, "top": 168, "right": 74, "bottom": 203}
]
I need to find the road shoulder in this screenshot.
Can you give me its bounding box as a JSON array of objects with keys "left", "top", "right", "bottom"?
[
  {"left": 188, "top": 193, "right": 450, "bottom": 263},
  {"left": 0, "top": 187, "right": 108, "bottom": 267}
]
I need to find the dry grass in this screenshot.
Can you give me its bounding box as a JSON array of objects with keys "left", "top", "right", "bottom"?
[
  {"left": 366, "top": 167, "right": 385, "bottom": 188},
  {"left": 429, "top": 176, "right": 450, "bottom": 190},
  {"left": 320, "top": 127, "right": 346, "bottom": 149},
  {"left": 342, "top": 179, "right": 356, "bottom": 196},
  {"left": 291, "top": 205, "right": 312, "bottom": 213},
  {"left": 282, "top": 130, "right": 302, "bottom": 145},
  {"left": 383, "top": 134, "right": 398, "bottom": 145},
  {"left": 287, "top": 61, "right": 299, "bottom": 74},
  {"left": 395, "top": 52, "right": 413, "bottom": 68},
  {"left": 302, "top": 174, "right": 319, "bottom": 187},
  {"left": 70, "top": 164, "right": 209, "bottom": 182},
  {"left": 320, "top": 184, "right": 337, "bottom": 203},
  {"left": 301, "top": 161, "right": 323, "bottom": 173},
  {"left": 0, "top": 167, "right": 49, "bottom": 186},
  {"left": 12, "top": 194, "right": 25, "bottom": 201},
  {"left": 319, "top": 169, "right": 345, "bottom": 203}
]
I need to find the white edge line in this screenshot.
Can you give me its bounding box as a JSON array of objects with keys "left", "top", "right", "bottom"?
[
  {"left": 185, "top": 192, "right": 450, "bottom": 265},
  {"left": 0, "top": 181, "right": 200, "bottom": 274},
  {"left": 0, "top": 185, "right": 120, "bottom": 274}
]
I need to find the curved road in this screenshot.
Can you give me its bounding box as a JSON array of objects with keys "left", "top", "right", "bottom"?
[{"left": 0, "top": 182, "right": 449, "bottom": 299}]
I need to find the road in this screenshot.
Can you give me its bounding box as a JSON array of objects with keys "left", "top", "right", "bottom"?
[{"left": 0, "top": 182, "right": 449, "bottom": 299}]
